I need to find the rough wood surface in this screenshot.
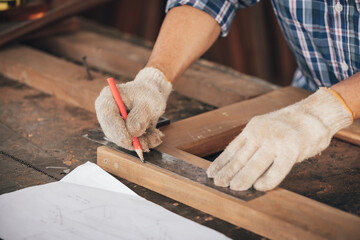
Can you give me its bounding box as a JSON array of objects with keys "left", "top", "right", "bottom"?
[
  {"left": 0, "top": 153, "right": 55, "bottom": 194},
  {"left": 0, "top": 0, "right": 109, "bottom": 47},
  {"left": 0, "top": 123, "right": 63, "bottom": 180},
  {"left": 30, "top": 29, "right": 278, "bottom": 107},
  {"left": 98, "top": 145, "right": 360, "bottom": 240},
  {"left": 0, "top": 45, "right": 104, "bottom": 112},
  {"left": 280, "top": 138, "right": 360, "bottom": 215},
  {"left": 0, "top": 75, "right": 261, "bottom": 239},
  {"left": 0, "top": 76, "right": 100, "bottom": 180}
]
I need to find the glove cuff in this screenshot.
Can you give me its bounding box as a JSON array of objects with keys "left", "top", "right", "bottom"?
[
  {"left": 134, "top": 67, "right": 172, "bottom": 98},
  {"left": 302, "top": 87, "right": 353, "bottom": 136}
]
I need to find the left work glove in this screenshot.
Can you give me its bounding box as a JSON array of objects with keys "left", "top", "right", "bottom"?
[{"left": 207, "top": 88, "right": 354, "bottom": 191}]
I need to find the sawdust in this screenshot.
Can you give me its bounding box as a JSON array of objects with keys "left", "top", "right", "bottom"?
[{"left": 63, "top": 155, "right": 79, "bottom": 166}]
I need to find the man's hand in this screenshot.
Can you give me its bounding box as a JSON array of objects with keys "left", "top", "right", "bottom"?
[
  {"left": 95, "top": 67, "right": 172, "bottom": 151},
  {"left": 207, "top": 88, "right": 353, "bottom": 191}
]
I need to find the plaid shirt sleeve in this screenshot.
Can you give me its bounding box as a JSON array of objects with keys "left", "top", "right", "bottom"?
[
  {"left": 166, "top": 1, "right": 360, "bottom": 91},
  {"left": 166, "top": 0, "right": 260, "bottom": 37}
]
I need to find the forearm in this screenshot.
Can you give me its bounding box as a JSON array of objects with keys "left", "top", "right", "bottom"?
[
  {"left": 146, "top": 5, "right": 220, "bottom": 83},
  {"left": 331, "top": 72, "right": 360, "bottom": 119}
]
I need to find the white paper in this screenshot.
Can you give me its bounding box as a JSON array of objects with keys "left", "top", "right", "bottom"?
[
  {"left": 61, "top": 162, "right": 136, "bottom": 196},
  {"left": 0, "top": 162, "right": 229, "bottom": 240}
]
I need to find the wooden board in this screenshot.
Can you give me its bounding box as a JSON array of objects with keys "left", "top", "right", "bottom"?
[
  {"left": 0, "top": 45, "right": 106, "bottom": 112},
  {"left": 161, "top": 86, "right": 360, "bottom": 156},
  {"left": 30, "top": 29, "right": 278, "bottom": 107},
  {"left": 0, "top": 45, "right": 359, "bottom": 148},
  {"left": 98, "top": 145, "right": 360, "bottom": 240},
  {"left": 335, "top": 122, "right": 360, "bottom": 146}
]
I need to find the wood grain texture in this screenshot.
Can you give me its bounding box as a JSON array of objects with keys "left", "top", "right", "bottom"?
[
  {"left": 0, "top": 45, "right": 105, "bottom": 112},
  {"left": 98, "top": 145, "right": 360, "bottom": 240},
  {"left": 31, "top": 29, "right": 278, "bottom": 107}
]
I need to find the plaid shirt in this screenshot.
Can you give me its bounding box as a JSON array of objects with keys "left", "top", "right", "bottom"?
[{"left": 166, "top": 0, "right": 360, "bottom": 91}]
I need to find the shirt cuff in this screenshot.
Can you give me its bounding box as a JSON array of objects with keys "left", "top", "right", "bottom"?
[{"left": 166, "top": 0, "right": 252, "bottom": 37}]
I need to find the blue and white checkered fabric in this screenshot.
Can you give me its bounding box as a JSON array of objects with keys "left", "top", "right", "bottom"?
[{"left": 166, "top": 0, "right": 360, "bottom": 91}]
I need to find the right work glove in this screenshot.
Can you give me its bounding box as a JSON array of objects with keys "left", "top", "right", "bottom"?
[
  {"left": 95, "top": 67, "right": 172, "bottom": 151},
  {"left": 207, "top": 87, "right": 354, "bottom": 191}
]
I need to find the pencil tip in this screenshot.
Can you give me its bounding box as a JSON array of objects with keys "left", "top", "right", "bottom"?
[{"left": 135, "top": 149, "right": 144, "bottom": 163}]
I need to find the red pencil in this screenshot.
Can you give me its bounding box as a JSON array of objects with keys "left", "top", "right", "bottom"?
[{"left": 106, "top": 77, "right": 144, "bottom": 162}]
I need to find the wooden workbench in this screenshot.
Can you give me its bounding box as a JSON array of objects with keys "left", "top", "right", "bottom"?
[{"left": 0, "top": 18, "right": 359, "bottom": 239}]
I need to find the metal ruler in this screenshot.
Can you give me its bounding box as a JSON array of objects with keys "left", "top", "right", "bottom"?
[{"left": 84, "top": 127, "right": 264, "bottom": 202}]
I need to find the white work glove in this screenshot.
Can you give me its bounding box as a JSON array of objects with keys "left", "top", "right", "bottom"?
[
  {"left": 207, "top": 88, "right": 354, "bottom": 191},
  {"left": 95, "top": 67, "right": 172, "bottom": 151}
]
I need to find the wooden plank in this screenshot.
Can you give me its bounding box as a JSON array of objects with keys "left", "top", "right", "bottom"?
[
  {"left": 0, "top": 45, "right": 106, "bottom": 112},
  {"left": 0, "top": 0, "right": 110, "bottom": 47},
  {"left": 336, "top": 121, "right": 360, "bottom": 146},
  {"left": 0, "top": 45, "right": 359, "bottom": 149},
  {"left": 161, "top": 87, "right": 307, "bottom": 156},
  {"left": 98, "top": 145, "right": 360, "bottom": 240},
  {"left": 0, "top": 45, "right": 360, "bottom": 148},
  {"left": 30, "top": 29, "right": 278, "bottom": 107},
  {"left": 161, "top": 86, "right": 360, "bottom": 156}
]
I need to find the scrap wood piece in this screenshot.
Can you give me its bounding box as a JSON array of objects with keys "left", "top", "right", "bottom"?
[
  {"left": 0, "top": 45, "right": 358, "bottom": 148},
  {"left": 30, "top": 29, "right": 278, "bottom": 107},
  {"left": 161, "top": 86, "right": 360, "bottom": 156},
  {"left": 0, "top": 0, "right": 110, "bottom": 47},
  {"left": 97, "top": 145, "right": 360, "bottom": 240}
]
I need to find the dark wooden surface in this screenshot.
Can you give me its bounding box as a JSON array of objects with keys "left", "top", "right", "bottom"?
[{"left": 0, "top": 75, "right": 263, "bottom": 239}]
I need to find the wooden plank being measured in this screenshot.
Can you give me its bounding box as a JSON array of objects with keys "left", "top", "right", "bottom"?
[
  {"left": 98, "top": 145, "right": 360, "bottom": 240},
  {"left": 0, "top": 45, "right": 359, "bottom": 148},
  {"left": 30, "top": 29, "right": 278, "bottom": 107},
  {"left": 161, "top": 86, "right": 360, "bottom": 156}
]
